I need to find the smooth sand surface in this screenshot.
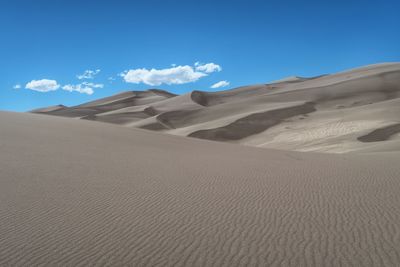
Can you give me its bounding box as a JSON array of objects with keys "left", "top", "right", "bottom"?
[
  {"left": 33, "top": 63, "right": 400, "bottom": 153},
  {"left": 1, "top": 111, "right": 400, "bottom": 266}
]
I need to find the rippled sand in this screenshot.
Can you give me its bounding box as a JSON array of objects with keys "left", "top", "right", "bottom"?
[{"left": 1, "top": 111, "right": 400, "bottom": 266}]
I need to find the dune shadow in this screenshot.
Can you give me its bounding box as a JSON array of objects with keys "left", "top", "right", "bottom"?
[
  {"left": 140, "top": 122, "right": 169, "bottom": 130},
  {"left": 188, "top": 102, "right": 316, "bottom": 141},
  {"left": 357, "top": 123, "right": 400, "bottom": 142}
]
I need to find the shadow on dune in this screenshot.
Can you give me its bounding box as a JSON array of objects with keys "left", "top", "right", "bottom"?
[
  {"left": 82, "top": 107, "right": 158, "bottom": 125},
  {"left": 358, "top": 123, "right": 400, "bottom": 142},
  {"left": 140, "top": 122, "right": 169, "bottom": 130},
  {"left": 189, "top": 102, "right": 316, "bottom": 141}
]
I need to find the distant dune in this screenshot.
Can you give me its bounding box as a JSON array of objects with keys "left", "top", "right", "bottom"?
[
  {"left": 32, "top": 63, "right": 400, "bottom": 153},
  {"left": 1, "top": 111, "right": 400, "bottom": 266}
]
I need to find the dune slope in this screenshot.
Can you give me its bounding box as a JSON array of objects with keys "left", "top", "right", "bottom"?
[{"left": 1, "top": 111, "right": 400, "bottom": 266}]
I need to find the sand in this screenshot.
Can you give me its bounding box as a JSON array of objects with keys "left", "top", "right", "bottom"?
[
  {"left": 3, "top": 62, "right": 400, "bottom": 265},
  {"left": 1, "top": 111, "right": 400, "bottom": 266},
  {"left": 32, "top": 62, "right": 400, "bottom": 153}
]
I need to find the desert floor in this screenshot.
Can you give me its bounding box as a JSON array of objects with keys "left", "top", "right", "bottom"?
[{"left": 1, "top": 111, "right": 400, "bottom": 266}]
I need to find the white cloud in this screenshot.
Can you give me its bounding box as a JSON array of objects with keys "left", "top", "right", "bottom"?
[
  {"left": 62, "top": 82, "right": 103, "bottom": 95},
  {"left": 211, "top": 80, "right": 230, "bottom": 89},
  {"left": 121, "top": 65, "right": 207, "bottom": 86},
  {"left": 82, "top": 82, "right": 104, "bottom": 88},
  {"left": 13, "top": 84, "right": 21, "bottom": 89},
  {"left": 77, "top": 69, "right": 101, "bottom": 80},
  {"left": 194, "top": 62, "right": 222, "bottom": 73},
  {"left": 121, "top": 62, "right": 221, "bottom": 86},
  {"left": 63, "top": 85, "right": 93, "bottom": 95},
  {"left": 25, "top": 79, "right": 60, "bottom": 92}
]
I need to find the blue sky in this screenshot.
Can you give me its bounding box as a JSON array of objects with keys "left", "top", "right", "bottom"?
[{"left": 1, "top": 0, "right": 399, "bottom": 112}]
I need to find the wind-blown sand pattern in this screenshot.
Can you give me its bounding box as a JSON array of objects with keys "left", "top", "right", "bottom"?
[
  {"left": 1, "top": 111, "right": 400, "bottom": 266},
  {"left": 32, "top": 63, "right": 400, "bottom": 153}
]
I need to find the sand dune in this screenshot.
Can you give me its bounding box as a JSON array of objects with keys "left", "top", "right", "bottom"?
[
  {"left": 1, "top": 111, "right": 400, "bottom": 266},
  {"left": 30, "top": 104, "right": 67, "bottom": 113},
  {"left": 32, "top": 89, "right": 175, "bottom": 119},
  {"left": 32, "top": 63, "right": 400, "bottom": 153},
  {"left": 3, "top": 63, "right": 400, "bottom": 265}
]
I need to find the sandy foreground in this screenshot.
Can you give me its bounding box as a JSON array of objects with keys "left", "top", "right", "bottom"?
[{"left": 1, "top": 111, "right": 400, "bottom": 266}]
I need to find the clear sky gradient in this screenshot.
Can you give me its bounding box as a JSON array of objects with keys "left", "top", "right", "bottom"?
[{"left": 1, "top": 0, "right": 399, "bottom": 111}]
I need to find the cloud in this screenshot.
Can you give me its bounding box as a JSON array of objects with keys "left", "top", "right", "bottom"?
[
  {"left": 121, "top": 62, "right": 221, "bottom": 86},
  {"left": 121, "top": 65, "right": 207, "bottom": 86},
  {"left": 195, "top": 62, "right": 222, "bottom": 73},
  {"left": 13, "top": 84, "right": 21, "bottom": 89},
  {"left": 77, "top": 69, "right": 101, "bottom": 80},
  {"left": 211, "top": 80, "right": 230, "bottom": 89},
  {"left": 25, "top": 79, "right": 60, "bottom": 92},
  {"left": 82, "top": 82, "right": 103, "bottom": 88},
  {"left": 62, "top": 82, "right": 103, "bottom": 95},
  {"left": 63, "top": 84, "right": 93, "bottom": 95}
]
